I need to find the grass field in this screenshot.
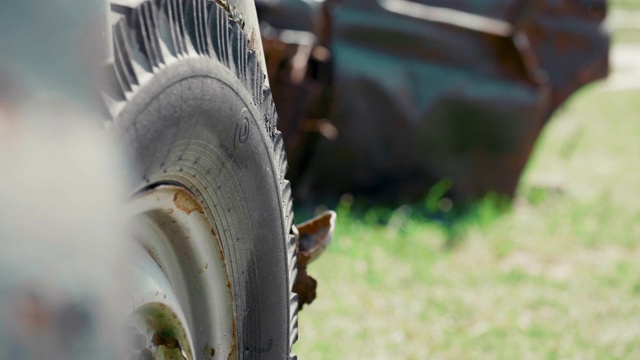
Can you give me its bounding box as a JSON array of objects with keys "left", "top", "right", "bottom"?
[
  {"left": 610, "top": 0, "right": 640, "bottom": 44},
  {"left": 293, "top": 5, "right": 640, "bottom": 360}
]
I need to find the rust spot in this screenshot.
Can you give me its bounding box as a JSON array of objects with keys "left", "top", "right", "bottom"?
[
  {"left": 227, "top": 345, "right": 237, "bottom": 360},
  {"left": 173, "top": 190, "right": 204, "bottom": 215},
  {"left": 226, "top": 313, "right": 238, "bottom": 360},
  {"left": 293, "top": 266, "right": 317, "bottom": 309},
  {"left": 152, "top": 333, "right": 179, "bottom": 349},
  {"left": 226, "top": 329, "right": 238, "bottom": 360},
  {"left": 210, "top": 228, "right": 221, "bottom": 243}
]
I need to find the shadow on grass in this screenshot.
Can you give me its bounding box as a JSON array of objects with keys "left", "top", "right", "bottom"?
[{"left": 295, "top": 178, "right": 515, "bottom": 250}]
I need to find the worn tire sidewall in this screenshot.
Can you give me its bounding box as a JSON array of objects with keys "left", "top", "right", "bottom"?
[{"left": 112, "top": 57, "right": 289, "bottom": 358}]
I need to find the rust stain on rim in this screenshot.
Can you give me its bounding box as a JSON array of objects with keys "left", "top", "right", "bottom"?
[{"left": 173, "top": 190, "right": 205, "bottom": 215}]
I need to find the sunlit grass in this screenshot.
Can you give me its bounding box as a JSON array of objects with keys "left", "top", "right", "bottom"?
[
  {"left": 294, "top": 87, "right": 640, "bottom": 360},
  {"left": 610, "top": 0, "right": 640, "bottom": 44},
  {"left": 293, "top": 7, "right": 640, "bottom": 360}
]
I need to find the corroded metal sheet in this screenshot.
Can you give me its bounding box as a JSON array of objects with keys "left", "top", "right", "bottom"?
[{"left": 292, "top": 210, "right": 336, "bottom": 308}]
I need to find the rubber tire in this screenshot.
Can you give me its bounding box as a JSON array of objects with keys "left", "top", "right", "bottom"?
[{"left": 103, "top": 1, "right": 298, "bottom": 359}]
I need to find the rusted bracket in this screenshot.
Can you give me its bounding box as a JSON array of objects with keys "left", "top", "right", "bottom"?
[{"left": 292, "top": 210, "right": 336, "bottom": 309}]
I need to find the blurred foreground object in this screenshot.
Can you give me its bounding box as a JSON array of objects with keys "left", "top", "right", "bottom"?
[
  {"left": 0, "top": 1, "right": 128, "bottom": 358},
  {"left": 0, "top": 82, "right": 130, "bottom": 359},
  {"left": 259, "top": 0, "right": 609, "bottom": 204}
]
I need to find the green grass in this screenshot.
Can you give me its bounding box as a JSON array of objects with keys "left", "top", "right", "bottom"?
[
  {"left": 611, "top": 0, "right": 640, "bottom": 10},
  {"left": 610, "top": 0, "right": 640, "bottom": 44},
  {"left": 292, "top": 8, "right": 640, "bottom": 360}
]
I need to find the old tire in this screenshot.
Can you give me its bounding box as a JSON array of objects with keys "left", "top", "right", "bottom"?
[{"left": 103, "top": 1, "right": 298, "bottom": 359}]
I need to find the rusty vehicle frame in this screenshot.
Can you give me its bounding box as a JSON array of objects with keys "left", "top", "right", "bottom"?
[{"left": 258, "top": 0, "right": 609, "bottom": 205}]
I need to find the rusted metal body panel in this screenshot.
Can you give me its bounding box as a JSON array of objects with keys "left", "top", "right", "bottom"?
[
  {"left": 292, "top": 211, "right": 336, "bottom": 308},
  {"left": 260, "top": 0, "right": 609, "bottom": 204}
]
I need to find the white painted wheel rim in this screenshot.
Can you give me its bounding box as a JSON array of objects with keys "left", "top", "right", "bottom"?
[{"left": 123, "top": 185, "right": 236, "bottom": 360}]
